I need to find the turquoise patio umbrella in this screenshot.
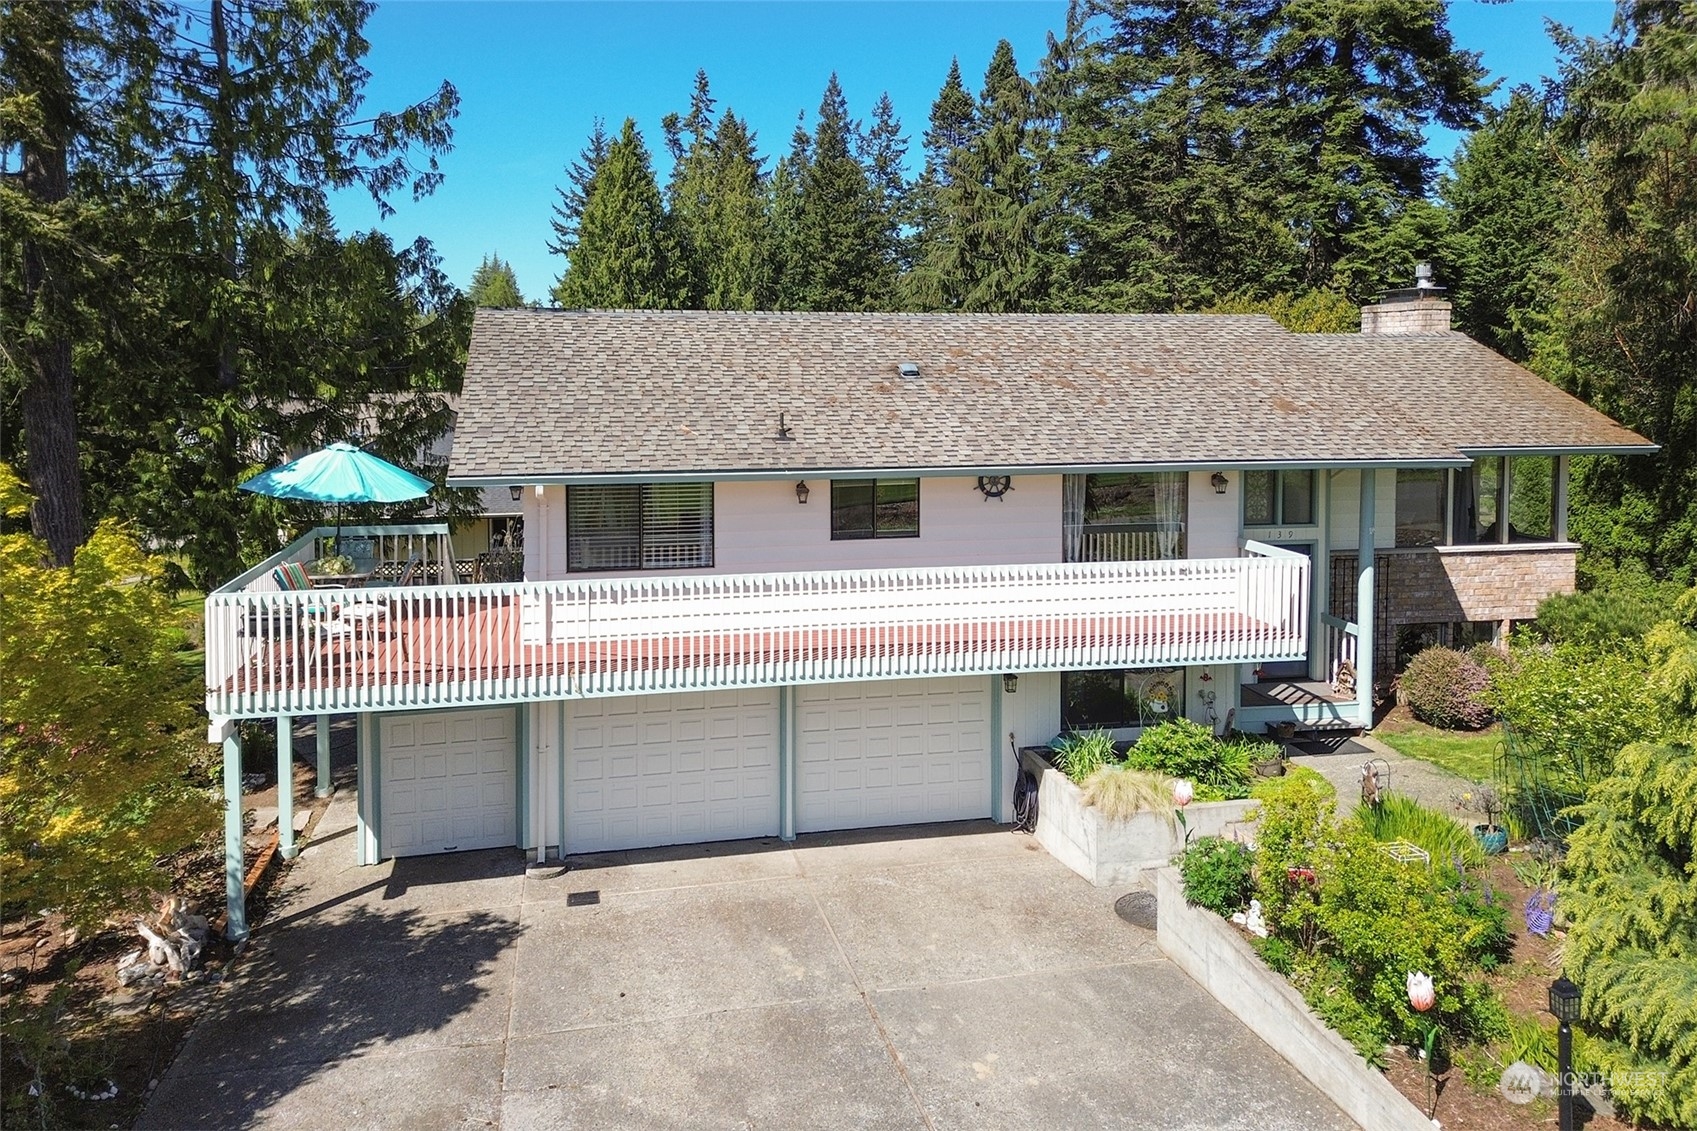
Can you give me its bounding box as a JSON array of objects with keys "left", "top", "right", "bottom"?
[{"left": 238, "top": 441, "right": 433, "bottom": 551}]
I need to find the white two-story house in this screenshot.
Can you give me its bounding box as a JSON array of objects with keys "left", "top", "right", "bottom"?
[{"left": 202, "top": 282, "right": 1653, "bottom": 939}]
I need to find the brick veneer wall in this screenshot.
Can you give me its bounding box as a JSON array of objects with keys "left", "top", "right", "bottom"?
[{"left": 1330, "top": 544, "right": 1578, "bottom": 674}]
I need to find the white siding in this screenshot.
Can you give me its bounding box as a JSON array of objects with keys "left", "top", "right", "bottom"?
[
  {"left": 1328, "top": 469, "right": 1397, "bottom": 551},
  {"left": 1187, "top": 470, "right": 1240, "bottom": 559},
  {"left": 526, "top": 475, "right": 1064, "bottom": 581},
  {"left": 1002, "top": 671, "right": 1063, "bottom": 752}
]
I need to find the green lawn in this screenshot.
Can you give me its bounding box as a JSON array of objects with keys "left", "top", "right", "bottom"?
[{"left": 1375, "top": 715, "right": 1504, "bottom": 781}]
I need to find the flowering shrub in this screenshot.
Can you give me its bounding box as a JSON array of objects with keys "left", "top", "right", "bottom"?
[{"left": 1399, "top": 646, "right": 1493, "bottom": 729}]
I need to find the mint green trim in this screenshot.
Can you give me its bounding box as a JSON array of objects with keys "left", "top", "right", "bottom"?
[
  {"left": 1356, "top": 470, "right": 1377, "bottom": 731},
  {"left": 370, "top": 714, "right": 383, "bottom": 862},
  {"left": 778, "top": 687, "right": 795, "bottom": 842},
  {"left": 515, "top": 704, "right": 530, "bottom": 850},
  {"left": 315, "top": 713, "right": 332, "bottom": 798},
  {"left": 276, "top": 713, "right": 297, "bottom": 860},
  {"left": 557, "top": 701, "right": 568, "bottom": 859},
  {"left": 989, "top": 677, "right": 1004, "bottom": 823},
  {"left": 223, "top": 730, "right": 248, "bottom": 943}
]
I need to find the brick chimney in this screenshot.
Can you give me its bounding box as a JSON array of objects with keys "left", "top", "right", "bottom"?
[{"left": 1360, "top": 262, "right": 1452, "bottom": 334}]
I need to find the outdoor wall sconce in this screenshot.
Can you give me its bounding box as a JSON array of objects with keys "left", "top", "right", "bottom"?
[
  {"left": 1003, "top": 673, "right": 1018, "bottom": 694},
  {"left": 508, "top": 485, "right": 522, "bottom": 502},
  {"left": 1211, "top": 472, "right": 1229, "bottom": 494},
  {"left": 795, "top": 481, "right": 810, "bottom": 505}
]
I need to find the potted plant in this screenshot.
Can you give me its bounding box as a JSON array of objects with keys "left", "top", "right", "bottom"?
[{"left": 1453, "top": 782, "right": 1507, "bottom": 855}]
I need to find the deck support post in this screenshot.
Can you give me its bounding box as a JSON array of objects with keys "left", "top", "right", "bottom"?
[
  {"left": 1310, "top": 472, "right": 1332, "bottom": 683},
  {"left": 315, "top": 713, "right": 332, "bottom": 798},
  {"left": 1356, "top": 470, "right": 1376, "bottom": 731},
  {"left": 277, "top": 713, "right": 297, "bottom": 859},
  {"left": 223, "top": 729, "right": 249, "bottom": 944},
  {"left": 778, "top": 686, "right": 796, "bottom": 842}
]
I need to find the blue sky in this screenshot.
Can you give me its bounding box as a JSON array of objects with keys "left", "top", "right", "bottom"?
[{"left": 331, "top": 1, "right": 1619, "bottom": 302}]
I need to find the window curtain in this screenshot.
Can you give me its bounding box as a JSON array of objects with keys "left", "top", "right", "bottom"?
[
  {"left": 1063, "top": 474, "right": 1086, "bottom": 562},
  {"left": 1152, "top": 472, "right": 1186, "bottom": 558}
]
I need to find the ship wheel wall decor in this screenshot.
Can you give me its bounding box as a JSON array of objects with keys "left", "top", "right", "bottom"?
[{"left": 977, "top": 475, "right": 1013, "bottom": 500}]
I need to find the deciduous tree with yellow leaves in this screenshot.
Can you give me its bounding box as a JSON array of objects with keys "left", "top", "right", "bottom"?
[{"left": 0, "top": 464, "right": 215, "bottom": 931}]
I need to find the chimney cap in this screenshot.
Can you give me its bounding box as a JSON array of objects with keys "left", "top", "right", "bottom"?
[{"left": 1379, "top": 262, "right": 1446, "bottom": 305}]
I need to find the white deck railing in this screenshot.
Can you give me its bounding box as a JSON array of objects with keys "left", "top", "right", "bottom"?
[{"left": 205, "top": 547, "right": 1308, "bottom": 719}]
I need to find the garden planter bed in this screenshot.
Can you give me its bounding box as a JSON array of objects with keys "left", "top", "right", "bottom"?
[
  {"left": 1153, "top": 867, "right": 1436, "bottom": 1131},
  {"left": 1019, "top": 747, "right": 1259, "bottom": 885}
]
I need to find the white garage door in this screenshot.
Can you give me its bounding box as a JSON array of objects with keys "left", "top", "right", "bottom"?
[
  {"left": 381, "top": 709, "right": 516, "bottom": 858},
  {"left": 796, "top": 677, "right": 992, "bottom": 833},
  {"left": 565, "top": 689, "right": 779, "bottom": 854}
]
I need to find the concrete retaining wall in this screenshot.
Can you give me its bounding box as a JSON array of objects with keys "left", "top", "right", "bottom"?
[
  {"left": 1154, "top": 867, "right": 1432, "bottom": 1131},
  {"left": 1021, "top": 749, "right": 1258, "bottom": 886}
]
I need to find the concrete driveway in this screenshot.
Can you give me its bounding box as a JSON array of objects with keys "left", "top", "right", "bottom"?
[{"left": 143, "top": 796, "right": 1354, "bottom": 1130}]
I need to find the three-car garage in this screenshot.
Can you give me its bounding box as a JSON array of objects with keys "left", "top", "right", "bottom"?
[{"left": 360, "top": 676, "right": 1004, "bottom": 862}]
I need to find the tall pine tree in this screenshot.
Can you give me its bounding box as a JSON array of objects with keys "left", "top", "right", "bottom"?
[
  {"left": 785, "top": 75, "right": 891, "bottom": 311},
  {"left": 1045, "top": 0, "right": 1297, "bottom": 312},
  {"left": 468, "top": 253, "right": 526, "bottom": 308},
  {"left": 925, "top": 42, "right": 1050, "bottom": 311},
  {"left": 552, "top": 118, "right": 682, "bottom": 309},
  {"left": 547, "top": 117, "right": 611, "bottom": 271},
  {"left": 905, "top": 59, "right": 979, "bottom": 309},
  {"left": 1440, "top": 88, "right": 1564, "bottom": 361},
  {"left": 1261, "top": 0, "right": 1490, "bottom": 296}
]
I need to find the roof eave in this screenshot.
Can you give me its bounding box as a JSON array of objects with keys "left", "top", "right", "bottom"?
[{"left": 447, "top": 456, "right": 1471, "bottom": 488}]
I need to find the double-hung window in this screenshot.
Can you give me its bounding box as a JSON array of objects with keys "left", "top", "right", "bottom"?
[
  {"left": 1243, "top": 470, "right": 1315, "bottom": 526},
  {"left": 567, "top": 483, "right": 713, "bottom": 571},
  {"left": 831, "top": 478, "right": 920, "bottom": 539}
]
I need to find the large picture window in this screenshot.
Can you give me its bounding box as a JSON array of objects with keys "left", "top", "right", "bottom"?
[
  {"left": 1062, "top": 668, "right": 1187, "bottom": 730},
  {"left": 831, "top": 478, "right": 920, "bottom": 540},
  {"left": 1395, "top": 469, "right": 1445, "bottom": 547},
  {"left": 1063, "top": 473, "right": 1186, "bottom": 561},
  {"left": 567, "top": 483, "right": 713, "bottom": 571},
  {"left": 1243, "top": 470, "right": 1315, "bottom": 526}
]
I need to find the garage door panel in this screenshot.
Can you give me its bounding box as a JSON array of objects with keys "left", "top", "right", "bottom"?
[
  {"left": 381, "top": 708, "right": 516, "bottom": 858},
  {"left": 796, "top": 678, "right": 992, "bottom": 834},
  {"left": 566, "top": 692, "right": 779, "bottom": 854}
]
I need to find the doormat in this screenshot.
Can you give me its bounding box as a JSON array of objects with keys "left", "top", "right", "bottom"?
[{"left": 1287, "top": 736, "right": 1373, "bottom": 758}]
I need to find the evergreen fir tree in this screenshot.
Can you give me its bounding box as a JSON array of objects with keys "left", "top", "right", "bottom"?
[
  {"left": 547, "top": 118, "right": 612, "bottom": 266},
  {"left": 860, "top": 92, "right": 913, "bottom": 279},
  {"left": 1045, "top": 0, "right": 1298, "bottom": 312},
  {"left": 1439, "top": 88, "right": 1564, "bottom": 361},
  {"left": 905, "top": 59, "right": 980, "bottom": 309},
  {"left": 703, "top": 112, "right": 769, "bottom": 310},
  {"left": 928, "top": 41, "right": 1050, "bottom": 311},
  {"left": 663, "top": 70, "right": 718, "bottom": 307},
  {"left": 552, "top": 118, "right": 682, "bottom": 309},
  {"left": 788, "top": 75, "right": 890, "bottom": 311},
  {"left": 767, "top": 115, "right": 812, "bottom": 309},
  {"left": 467, "top": 253, "right": 526, "bottom": 308},
  {"left": 1261, "top": 0, "right": 1490, "bottom": 296}
]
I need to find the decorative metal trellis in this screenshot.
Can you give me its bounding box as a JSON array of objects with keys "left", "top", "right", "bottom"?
[{"left": 1493, "top": 722, "right": 1585, "bottom": 844}]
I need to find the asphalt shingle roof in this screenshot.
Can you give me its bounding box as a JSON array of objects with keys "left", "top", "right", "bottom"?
[{"left": 448, "top": 309, "right": 1653, "bottom": 481}]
